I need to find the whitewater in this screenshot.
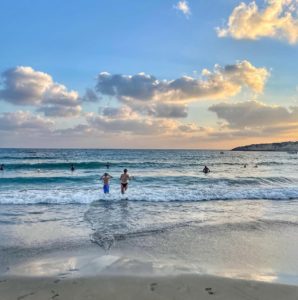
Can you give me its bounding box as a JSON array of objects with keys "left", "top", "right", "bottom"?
[
  {"left": 1, "top": 148, "right": 298, "bottom": 204},
  {"left": 1, "top": 148, "right": 298, "bottom": 284}
]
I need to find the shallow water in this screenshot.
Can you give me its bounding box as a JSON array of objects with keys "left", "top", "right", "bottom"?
[
  {"left": 1, "top": 149, "right": 298, "bottom": 203},
  {"left": 0, "top": 149, "right": 298, "bottom": 284}
]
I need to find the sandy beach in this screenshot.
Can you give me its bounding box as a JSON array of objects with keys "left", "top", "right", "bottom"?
[
  {"left": 1, "top": 149, "right": 298, "bottom": 299},
  {"left": 1, "top": 274, "right": 298, "bottom": 300},
  {"left": 1, "top": 246, "right": 298, "bottom": 300}
]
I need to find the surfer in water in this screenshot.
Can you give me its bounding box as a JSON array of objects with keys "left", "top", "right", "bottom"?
[
  {"left": 203, "top": 165, "right": 210, "bottom": 174},
  {"left": 101, "top": 172, "right": 113, "bottom": 194},
  {"left": 120, "top": 169, "right": 133, "bottom": 195}
]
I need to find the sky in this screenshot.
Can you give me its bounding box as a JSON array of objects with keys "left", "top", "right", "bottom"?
[{"left": 0, "top": 0, "right": 298, "bottom": 149}]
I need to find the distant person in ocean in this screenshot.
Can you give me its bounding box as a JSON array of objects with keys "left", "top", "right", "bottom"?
[
  {"left": 244, "top": 164, "right": 247, "bottom": 168},
  {"left": 106, "top": 162, "right": 110, "bottom": 169},
  {"left": 203, "top": 166, "right": 210, "bottom": 174},
  {"left": 120, "top": 169, "right": 133, "bottom": 194},
  {"left": 101, "top": 172, "right": 113, "bottom": 194},
  {"left": 0, "top": 164, "right": 4, "bottom": 171},
  {"left": 70, "top": 164, "right": 75, "bottom": 172}
]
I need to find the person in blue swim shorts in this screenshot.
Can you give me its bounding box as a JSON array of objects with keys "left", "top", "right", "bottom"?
[{"left": 100, "top": 172, "right": 113, "bottom": 194}]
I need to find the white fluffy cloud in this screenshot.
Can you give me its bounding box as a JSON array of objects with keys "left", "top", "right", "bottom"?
[
  {"left": 174, "top": 1, "right": 191, "bottom": 17},
  {"left": 86, "top": 105, "right": 203, "bottom": 136},
  {"left": 96, "top": 61, "right": 269, "bottom": 105},
  {"left": 209, "top": 100, "right": 298, "bottom": 128},
  {"left": 0, "top": 66, "right": 82, "bottom": 117},
  {"left": 217, "top": 0, "right": 298, "bottom": 44},
  {"left": 87, "top": 107, "right": 176, "bottom": 135},
  {"left": 0, "top": 111, "right": 54, "bottom": 131}
]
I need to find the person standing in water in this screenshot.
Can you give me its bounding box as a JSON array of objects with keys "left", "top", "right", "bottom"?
[
  {"left": 0, "top": 164, "right": 4, "bottom": 171},
  {"left": 101, "top": 172, "right": 113, "bottom": 194},
  {"left": 120, "top": 169, "right": 133, "bottom": 194}
]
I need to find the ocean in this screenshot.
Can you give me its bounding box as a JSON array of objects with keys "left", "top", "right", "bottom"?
[{"left": 0, "top": 148, "right": 298, "bottom": 284}]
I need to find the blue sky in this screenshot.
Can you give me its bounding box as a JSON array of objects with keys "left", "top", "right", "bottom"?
[{"left": 0, "top": 0, "right": 298, "bottom": 148}]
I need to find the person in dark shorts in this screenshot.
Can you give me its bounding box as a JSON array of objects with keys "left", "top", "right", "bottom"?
[
  {"left": 101, "top": 172, "right": 113, "bottom": 194},
  {"left": 120, "top": 169, "right": 133, "bottom": 194}
]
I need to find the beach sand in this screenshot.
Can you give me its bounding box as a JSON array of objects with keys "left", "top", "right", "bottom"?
[
  {"left": 1, "top": 241, "right": 298, "bottom": 300},
  {"left": 1, "top": 274, "right": 298, "bottom": 300}
]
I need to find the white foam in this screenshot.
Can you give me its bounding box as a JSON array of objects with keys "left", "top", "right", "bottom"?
[{"left": 1, "top": 185, "right": 298, "bottom": 204}]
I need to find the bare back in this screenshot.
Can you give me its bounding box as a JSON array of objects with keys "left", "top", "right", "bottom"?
[
  {"left": 120, "top": 173, "right": 130, "bottom": 184},
  {"left": 101, "top": 175, "right": 112, "bottom": 185}
]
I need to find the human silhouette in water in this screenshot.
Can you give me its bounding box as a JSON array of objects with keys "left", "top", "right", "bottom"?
[
  {"left": 203, "top": 166, "right": 210, "bottom": 174},
  {"left": 120, "top": 169, "right": 133, "bottom": 194},
  {"left": 101, "top": 172, "right": 113, "bottom": 194},
  {"left": 70, "top": 164, "right": 75, "bottom": 172},
  {"left": 0, "top": 164, "right": 4, "bottom": 171}
]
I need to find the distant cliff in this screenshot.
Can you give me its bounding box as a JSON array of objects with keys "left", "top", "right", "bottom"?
[{"left": 232, "top": 141, "right": 298, "bottom": 151}]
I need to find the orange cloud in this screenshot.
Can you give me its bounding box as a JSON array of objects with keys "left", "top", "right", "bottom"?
[{"left": 217, "top": 0, "right": 298, "bottom": 44}]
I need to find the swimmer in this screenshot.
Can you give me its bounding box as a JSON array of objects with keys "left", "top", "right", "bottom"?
[
  {"left": 120, "top": 169, "right": 133, "bottom": 194},
  {"left": 244, "top": 164, "right": 247, "bottom": 168},
  {"left": 106, "top": 162, "right": 110, "bottom": 169},
  {"left": 0, "top": 164, "right": 4, "bottom": 171},
  {"left": 100, "top": 172, "right": 113, "bottom": 194},
  {"left": 203, "top": 165, "right": 210, "bottom": 174},
  {"left": 70, "top": 164, "right": 75, "bottom": 172}
]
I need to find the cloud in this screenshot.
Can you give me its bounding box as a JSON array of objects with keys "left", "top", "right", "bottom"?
[
  {"left": 217, "top": 0, "right": 298, "bottom": 44},
  {"left": 0, "top": 111, "right": 54, "bottom": 131},
  {"left": 174, "top": 1, "right": 191, "bottom": 17},
  {"left": 96, "top": 72, "right": 159, "bottom": 101},
  {"left": 87, "top": 114, "right": 169, "bottom": 135},
  {"left": 149, "top": 103, "right": 188, "bottom": 118},
  {"left": 0, "top": 66, "right": 82, "bottom": 117},
  {"left": 209, "top": 100, "right": 298, "bottom": 128},
  {"left": 96, "top": 61, "right": 269, "bottom": 105},
  {"left": 81, "top": 88, "right": 100, "bottom": 102},
  {"left": 37, "top": 105, "right": 82, "bottom": 117},
  {"left": 87, "top": 107, "right": 176, "bottom": 135},
  {"left": 86, "top": 105, "right": 203, "bottom": 135}
]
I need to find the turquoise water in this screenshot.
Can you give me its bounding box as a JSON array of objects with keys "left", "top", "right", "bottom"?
[
  {"left": 1, "top": 149, "right": 298, "bottom": 284},
  {"left": 1, "top": 149, "right": 298, "bottom": 203}
]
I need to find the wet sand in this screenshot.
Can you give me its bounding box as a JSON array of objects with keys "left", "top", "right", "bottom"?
[{"left": 1, "top": 274, "right": 298, "bottom": 300}]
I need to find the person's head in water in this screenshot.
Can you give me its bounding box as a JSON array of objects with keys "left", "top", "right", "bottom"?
[
  {"left": 124, "top": 168, "right": 127, "bottom": 173},
  {"left": 203, "top": 166, "right": 210, "bottom": 173}
]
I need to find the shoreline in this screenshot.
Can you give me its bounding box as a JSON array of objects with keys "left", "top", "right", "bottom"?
[{"left": 1, "top": 274, "right": 298, "bottom": 300}]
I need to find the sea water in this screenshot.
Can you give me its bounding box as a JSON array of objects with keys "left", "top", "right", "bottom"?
[{"left": 0, "top": 149, "right": 298, "bottom": 283}]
